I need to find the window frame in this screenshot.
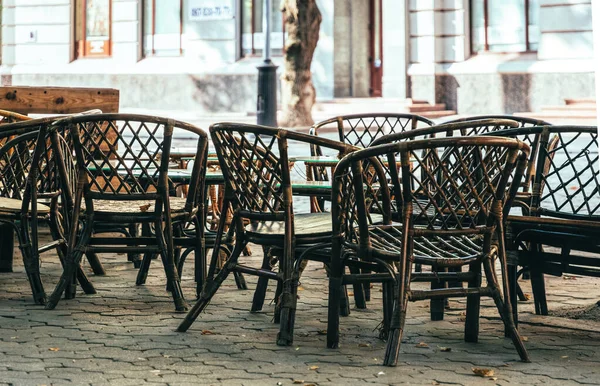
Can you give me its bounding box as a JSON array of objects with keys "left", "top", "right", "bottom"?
[
  {"left": 240, "top": 0, "right": 286, "bottom": 57},
  {"left": 75, "top": 0, "right": 113, "bottom": 58},
  {"left": 143, "top": 0, "right": 184, "bottom": 57},
  {"left": 470, "top": 0, "right": 537, "bottom": 55}
]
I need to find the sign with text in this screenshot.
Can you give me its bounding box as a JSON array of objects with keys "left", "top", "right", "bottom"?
[{"left": 189, "top": 0, "right": 234, "bottom": 21}]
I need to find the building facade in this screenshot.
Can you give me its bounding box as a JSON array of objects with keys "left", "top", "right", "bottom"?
[{"left": 0, "top": 0, "right": 595, "bottom": 114}]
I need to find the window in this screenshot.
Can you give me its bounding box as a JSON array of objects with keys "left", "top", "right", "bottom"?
[
  {"left": 471, "top": 0, "right": 539, "bottom": 53},
  {"left": 75, "top": 0, "right": 112, "bottom": 57},
  {"left": 143, "top": 0, "right": 183, "bottom": 56},
  {"left": 241, "top": 0, "right": 285, "bottom": 56}
]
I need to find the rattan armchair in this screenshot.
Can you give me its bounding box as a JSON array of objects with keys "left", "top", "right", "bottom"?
[
  {"left": 499, "top": 126, "right": 599, "bottom": 321},
  {"left": 0, "top": 118, "right": 95, "bottom": 304},
  {"left": 45, "top": 113, "right": 208, "bottom": 311},
  {"left": 329, "top": 136, "right": 531, "bottom": 366},
  {"left": 177, "top": 123, "right": 357, "bottom": 346}
]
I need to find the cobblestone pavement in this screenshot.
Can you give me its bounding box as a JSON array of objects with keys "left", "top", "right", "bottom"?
[{"left": 1, "top": 228, "right": 599, "bottom": 385}]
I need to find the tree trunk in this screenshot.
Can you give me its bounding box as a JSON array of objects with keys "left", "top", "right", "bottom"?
[{"left": 279, "top": 0, "right": 322, "bottom": 127}]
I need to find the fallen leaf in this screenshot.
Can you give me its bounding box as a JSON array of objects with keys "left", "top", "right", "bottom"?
[
  {"left": 415, "top": 342, "right": 429, "bottom": 348},
  {"left": 48, "top": 347, "right": 60, "bottom": 352},
  {"left": 292, "top": 380, "right": 304, "bottom": 384},
  {"left": 472, "top": 368, "right": 494, "bottom": 377},
  {"left": 317, "top": 330, "right": 327, "bottom": 335},
  {"left": 304, "top": 384, "right": 317, "bottom": 386},
  {"left": 522, "top": 336, "right": 529, "bottom": 342},
  {"left": 201, "top": 330, "right": 214, "bottom": 335},
  {"left": 309, "top": 365, "right": 319, "bottom": 370},
  {"left": 563, "top": 276, "right": 577, "bottom": 280},
  {"left": 439, "top": 347, "right": 452, "bottom": 352},
  {"left": 348, "top": 292, "right": 354, "bottom": 296},
  {"left": 561, "top": 355, "right": 569, "bottom": 359},
  {"left": 295, "top": 347, "right": 300, "bottom": 351},
  {"left": 163, "top": 355, "right": 171, "bottom": 358},
  {"left": 490, "top": 378, "right": 498, "bottom": 381},
  {"left": 139, "top": 204, "right": 151, "bottom": 212},
  {"left": 297, "top": 287, "right": 304, "bottom": 291},
  {"left": 359, "top": 343, "right": 371, "bottom": 348},
  {"left": 570, "top": 186, "right": 579, "bottom": 190},
  {"left": 523, "top": 293, "right": 531, "bottom": 300},
  {"left": 150, "top": 370, "right": 160, "bottom": 373}
]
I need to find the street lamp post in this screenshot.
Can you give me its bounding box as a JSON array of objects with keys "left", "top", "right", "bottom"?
[{"left": 256, "top": 0, "right": 278, "bottom": 127}]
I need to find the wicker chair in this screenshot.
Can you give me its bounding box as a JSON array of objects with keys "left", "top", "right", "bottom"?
[
  {"left": 177, "top": 123, "right": 356, "bottom": 346},
  {"left": 329, "top": 136, "right": 531, "bottom": 366},
  {"left": 500, "top": 126, "right": 599, "bottom": 322},
  {"left": 45, "top": 113, "right": 208, "bottom": 311},
  {"left": 0, "top": 118, "right": 95, "bottom": 304}
]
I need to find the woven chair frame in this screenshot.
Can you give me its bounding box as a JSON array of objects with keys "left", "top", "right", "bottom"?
[
  {"left": 329, "top": 136, "right": 531, "bottom": 366},
  {"left": 44, "top": 113, "right": 208, "bottom": 312}
]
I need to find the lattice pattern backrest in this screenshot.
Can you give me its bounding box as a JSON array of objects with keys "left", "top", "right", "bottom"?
[
  {"left": 339, "top": 115, "right": 431, "bottom": 148},
  {"left": 446, "top": 115, "right": 549, "bottom": 151},
  {"left": 0, "top": 131, "right": 61, "bottom": 200},
  {"left": 67, "top": 118, "right": 172, "bottom": 196},
  {"left": 536, "top": 128, "right": 599, "bottom": 218},
  {"left": 404, "top": 139, "right": 521, "bottom": 230},
  {"left": 211, "top": 126, "right": 287, "bottom": 217},
  {"left": 333, "top": 155, "right": 390, "bottom": 242}
]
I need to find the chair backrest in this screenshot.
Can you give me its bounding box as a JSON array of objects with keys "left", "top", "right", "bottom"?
[
  {"left": 0, "top": 117, "right": 64, "bottom": 201},
  {"left": 52, "top": 113, "right": 208, "bottom": 213},
  {"left": 210, "top": 122, "right": 354, "bottom": 222},
  {"left": 311, "top": 113, "right": 434, "bottom": 148},
  {"left": 532, "top": 126, "right": 599, "bottom": 220},
  {"left": 332, "top": 136, "right": 529, "bottom": 250}
]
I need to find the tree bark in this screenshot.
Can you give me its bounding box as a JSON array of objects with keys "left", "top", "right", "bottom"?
[{"left": 279, "top": 0, "right": 322, "bottom": 127}]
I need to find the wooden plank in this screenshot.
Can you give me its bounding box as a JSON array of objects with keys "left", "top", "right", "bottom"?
[{"left": 0, "top": 86, "right": 119, "bottom": 114}]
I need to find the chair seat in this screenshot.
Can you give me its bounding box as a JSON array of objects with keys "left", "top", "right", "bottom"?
[
  {"left": 0, "top": 197, "right": 50, "bottom": 215},
  {"left": 350, "top": 224, "right": 486, "bottom": 267},
  {"left": 81, "top": 197, "right": 190, "bottom": 215},
  {"left": 246, "top": 212, "right": 332, "bottom": 240}
]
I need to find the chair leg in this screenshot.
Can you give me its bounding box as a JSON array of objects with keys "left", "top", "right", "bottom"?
[
  {"left": 507, "top": 264, "right": 519, "bottom": 336},
  {"left": 155, "top": 220, "right": 187, "bottom": 312},
  {"left": 380, "top": 279, "right": 395, "bottom": 341},
  {"left": 48, "top": 217, "right": 95, "bottom": 296},
  {"left": 136, "top": 248, "right": 153, "bottom": 286},
  {"left": 529, "top": 259, "right": 548, "bottom": 315},
  {"left": 251, "top": 247, "right": 273, "bottom": 312},
  {"left": 0, "top": 222, "right": 15, "bottom": 273},
  {"left": 483, "top": 258, "right": 530, "bottom": 362},
  {"left": 233, "top": 271, "right": 248, "bottom": 290},
  {"left": 383, "top": 278, "right": 409, "bottom": 367},
  {"left": 16, "top": 222, "right": 46, "bottom": 305},
  {"left": 127, "top": 224, "right": 142, "bottom": 268},
  {"left": 326, "top": 272, "right": 344, "bottom": 349},
  {"left": 464, "top": 262, "right": 482, "bottom": 343},
  {"left": 273, "top": 280, "right": 283, "bottom": 324},
  {"left": 349, "top": 265, "right": 367, "bottom": 309},
  {"left": 84, "top": 252, "right": 105, "bottom": 275},
  {"left": 45, "top": 224, "right": 94, "bottom": 310},
  {"left": 177, "top": 239, "right": 246, "bottom": 332},
  {"left": 277, "top": 271, "right": 299, "bottom": 346},
  {"left": 430, "top": 267, "right": 447, "bottom": 321}
]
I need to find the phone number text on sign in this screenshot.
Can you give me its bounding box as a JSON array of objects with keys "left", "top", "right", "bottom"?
[{"left": 189, "top": 0, "right": 234, "bottom": 20}]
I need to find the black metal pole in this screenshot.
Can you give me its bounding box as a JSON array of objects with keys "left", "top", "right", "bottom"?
[{"left": 257, "top": 0, "right": 278, "bottom": 127}]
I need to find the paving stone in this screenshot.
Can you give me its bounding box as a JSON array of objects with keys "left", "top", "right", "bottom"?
[{"left": 1, "top": 231, "right": 600, "bottom": 384}]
